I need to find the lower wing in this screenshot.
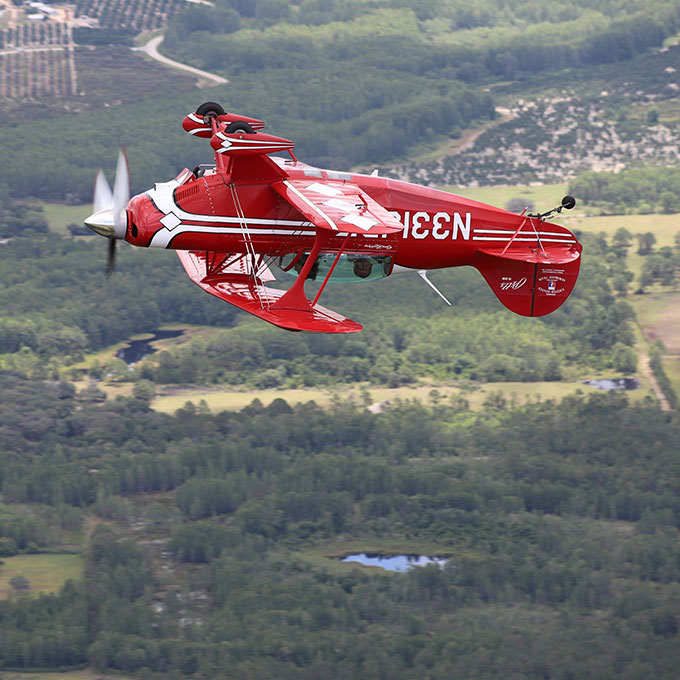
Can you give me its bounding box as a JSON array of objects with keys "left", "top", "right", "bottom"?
[{"left": 177, "top": 250, "right": 362, "bottom": 333}]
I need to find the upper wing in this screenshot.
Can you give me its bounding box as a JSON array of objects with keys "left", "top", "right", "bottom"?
[
  {"left": 272, "top": 179, "right": 403, "bottom": 235},
  {"left": 177, "top": 251, "right": 362, "bottom": 333}
]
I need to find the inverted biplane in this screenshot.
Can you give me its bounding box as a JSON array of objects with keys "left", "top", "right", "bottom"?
[{"left": 84, "top": 102, "right": 582, "bottom": 333}]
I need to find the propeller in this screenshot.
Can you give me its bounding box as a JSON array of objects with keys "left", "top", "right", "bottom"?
[
  {"left": 107, "top": 234, "right": 117, "bottom": 277},
  {"left": 84, "top": 148, "right": 130, "bottom": 277}
]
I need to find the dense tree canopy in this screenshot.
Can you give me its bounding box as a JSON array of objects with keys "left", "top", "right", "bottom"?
[
  {"left": 570, "top": 166, "right": 680, "bottom": 215},
  {"left": 1, "top": 375, "right": 680, "bottom": 676}
]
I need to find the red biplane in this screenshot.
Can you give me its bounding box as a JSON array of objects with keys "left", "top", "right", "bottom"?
[{"left": 84, "top": 102, "right": 582, "bottom": 333}]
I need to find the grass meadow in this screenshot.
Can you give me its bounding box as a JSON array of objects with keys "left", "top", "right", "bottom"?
[
  {"left": 42, "top": 203, "right": 93, "bottom": 236},
  {"left": 151, "top": 378, "right": 657, "bottom": 415},
  {"left": 0, "top": 554, "right": 82, "bottom": 599}
]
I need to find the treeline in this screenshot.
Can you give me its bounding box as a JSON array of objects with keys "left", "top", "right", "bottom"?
[
  {"left": 0, "top": 193, "right": 48, "bottom": 238},
  {"left": 165, "top": 0, "right": 680, "bottom": 82},
  {"left": 72, "top": 27, "right": 137, "bottom": 46},
  {"left": 3, "top": 373, "right": 680, "bottom": 533},
  {"left": 570, "top": 166, "right": 680, "bottom": 215},
  {"left": 649, "top": 342, "right": 679, "bottom": 409},
  {"left": 2, "top": 380, "right": 680, "bottom": 676},
  {"left": 0, "top": 504, "right": 82, "bottom": 555}
]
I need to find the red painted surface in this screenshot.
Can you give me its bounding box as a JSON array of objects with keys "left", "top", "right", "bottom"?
[{"left": 114, "top": 106, "right": 582, "bottom": 332}]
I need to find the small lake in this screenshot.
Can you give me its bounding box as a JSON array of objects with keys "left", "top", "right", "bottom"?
[
  {"left": 116, "top": 329, "right": 184, "bottom": 365},
  {"left": 582, "top": 377, "right": 640, "bottom": 392},
  {"left": 340, "top": 553, "right": 448, "bottom": 572}
]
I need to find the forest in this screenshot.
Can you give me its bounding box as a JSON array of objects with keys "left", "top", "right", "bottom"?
[
  {"left": 569, "top": 166, "right": 680, "bottom": 215},
  {"left": 1, "top": 380, "right": 680, "bottom": 677},
  {"left": 4, "top": 0, "right": 680, "bottom": 198},
  {"left": 1, "top": 212, "right": 679, "bottom": 676},
  {"left": 2, "top": 0, "right": 680, "bottom": 677}
]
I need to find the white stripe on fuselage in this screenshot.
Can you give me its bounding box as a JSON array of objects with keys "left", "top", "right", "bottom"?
[
  {"left": 146, "top": 179, "right": 310, "bottom": 227},
  {"left": 149, "top": 225, "right": 316, "bottom": 248},
  {"left": 146, "top": 178, "right": 318, "bottom": 247}
]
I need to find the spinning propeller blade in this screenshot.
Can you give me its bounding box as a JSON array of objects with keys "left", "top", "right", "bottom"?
[
  {"left": 93, "top": 169, "right": 114, "bottom": 214},
  {"left": 112, "top": 148, "right": 130, "bottom": 234},
  {"left": 84, "top": 149, "right": 130, "bottom": 276},
  {"left": 107, "top": 236, "right": 117, "bottom": 278}
]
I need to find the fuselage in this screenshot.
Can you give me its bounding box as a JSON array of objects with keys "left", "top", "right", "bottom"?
[
  {"left": 84, "top": 107, "right": 582, "bottom": 328},
  {"left": 125, "top": 155, "right": 576, "bottom": 272}
]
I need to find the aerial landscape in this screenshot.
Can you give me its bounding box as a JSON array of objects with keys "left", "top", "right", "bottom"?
[{"left": 1, "top": 0, "right": 680, "bottom": 678}]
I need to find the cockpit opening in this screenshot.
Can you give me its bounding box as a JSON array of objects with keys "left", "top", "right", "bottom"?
[{"left": 276, "top": 253, "right": 393, "bottom": 282}]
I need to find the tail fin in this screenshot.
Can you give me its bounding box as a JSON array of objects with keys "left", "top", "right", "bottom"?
[{"left": 476, "top": 238, "right": 582, "bottom": 317}]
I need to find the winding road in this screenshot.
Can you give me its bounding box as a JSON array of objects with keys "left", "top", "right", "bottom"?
[{"left": 136, "top": 35, "right": 228, "bottom": 86}]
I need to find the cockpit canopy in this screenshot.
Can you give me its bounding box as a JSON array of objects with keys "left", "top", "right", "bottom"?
[{"left": 276, "top": 253, "right": 393, "bottom": 282}]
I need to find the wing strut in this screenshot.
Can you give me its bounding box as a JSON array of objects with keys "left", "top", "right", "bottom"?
[
  {"left": 312, "top": 234, "right": 351, "bottom": 306},
  {"left": 229, "top": 182, "right": 267, "bottom": 308},
  {"left": 271, "top": 229, "right": 332, "bottom": 311}
]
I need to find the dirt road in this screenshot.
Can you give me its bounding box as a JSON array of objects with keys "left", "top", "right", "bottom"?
[{"left": 137, "top": 34, "right": 228, "bottom": 86}]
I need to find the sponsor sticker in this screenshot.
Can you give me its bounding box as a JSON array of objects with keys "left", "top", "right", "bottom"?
[
  {"left": 537, "top": 274, "right": 566, "bottom": 296},
  {"left": 499, "top": 276, "right": 528, "bottom": 291}
]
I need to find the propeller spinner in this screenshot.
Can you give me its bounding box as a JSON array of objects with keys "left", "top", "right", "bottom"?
[{"left": 84, "top": 149, "right": 130, "bottom": 276}]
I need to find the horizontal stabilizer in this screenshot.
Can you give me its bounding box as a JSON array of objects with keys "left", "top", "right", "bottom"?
[
  {"left": 177, "top": 251, "right": 362, "bottom": 333},
  {"left": 476, "top": 243, "right": 581, "bottom": 317}
]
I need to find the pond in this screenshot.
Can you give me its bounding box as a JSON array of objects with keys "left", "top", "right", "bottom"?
[
  {"left": 116, "top": 329, "right": 184, "bottom": 365},
  {"left": 582, "top": 377, "right": 640, "bottom": 391},
  {"left": 340, "top": 553, "right": 448, "bottom": 572}
]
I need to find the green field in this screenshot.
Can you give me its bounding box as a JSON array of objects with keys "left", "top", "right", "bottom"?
[
  {"left": 0, "top": 554, "right": 82, "bottom": 599},
  {"left": 42, "top": 203, "right": 93, "bottom": 236},
  {"left": 631, "top": 293, "right": 680, "bottom": 400},
  {"left": 442, "top": 182, "right": 568, "bottom": 210},
  {"left": 151, "top": 378, "right": 656, "bottom": 414},
  {"left": 631, "top": 292, "right": 680, "bottom": 353},
  {"left": 569, "top": 212, "right": 680, "bottom": 243},
  {"left": 571, "top": 212, "right": 680, "bottom": 282}
]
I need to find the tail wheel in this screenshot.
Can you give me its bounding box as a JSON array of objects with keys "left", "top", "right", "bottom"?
[{"left": 226, "top": 121, "right": 255, "bottom": 134}]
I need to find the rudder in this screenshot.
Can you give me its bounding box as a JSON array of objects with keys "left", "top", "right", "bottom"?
[{"left": 475, "top": 244, "right": 582, "bottom": 317}]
